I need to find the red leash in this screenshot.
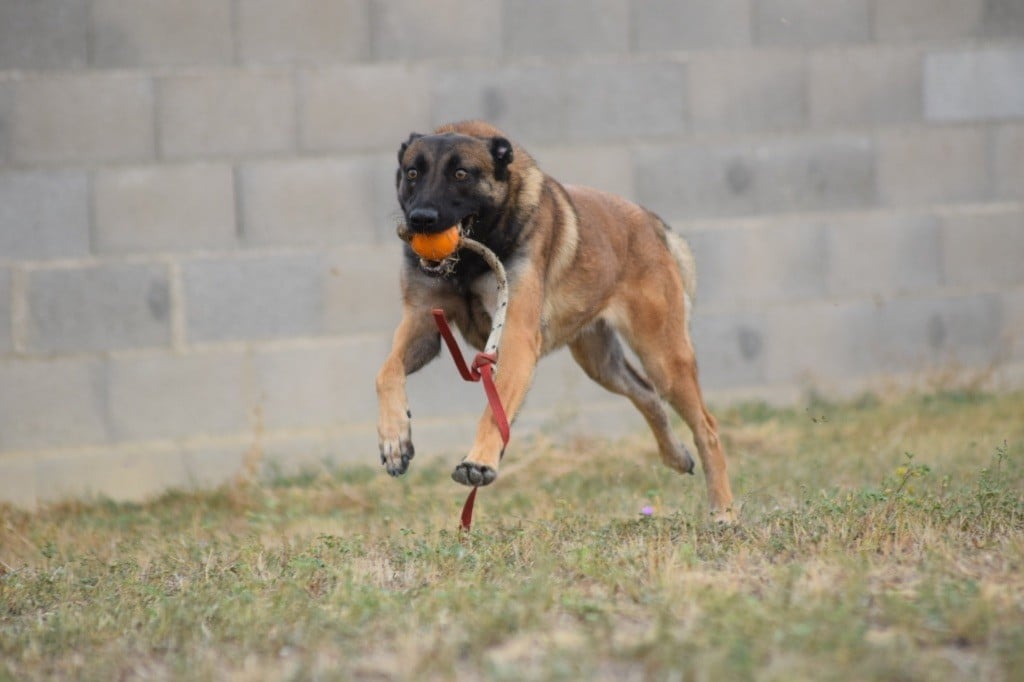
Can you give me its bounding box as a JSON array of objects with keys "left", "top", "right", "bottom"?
[{"left": 432, "top": 309, "right": 510, "bottom": 531}]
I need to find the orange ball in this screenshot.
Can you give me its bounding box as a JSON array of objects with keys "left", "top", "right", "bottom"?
[{"left": 409, "top": 225, "right": 461, "bottom": 260}]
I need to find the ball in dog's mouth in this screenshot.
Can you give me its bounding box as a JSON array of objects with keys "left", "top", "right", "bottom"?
[
  {"left": 410, "top": 225, "right": 460, "bottom": 260},
  {"left": 411, "top": 215, "right": 476, "bottom": 274}
]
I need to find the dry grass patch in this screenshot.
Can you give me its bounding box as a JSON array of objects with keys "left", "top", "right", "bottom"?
[{"left": 2, "top": 390, "right": 1022, "bottom": 680}]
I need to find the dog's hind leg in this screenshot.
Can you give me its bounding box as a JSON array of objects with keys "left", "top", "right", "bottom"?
[
  {"left": 569, "top": 320, "right": 695, "bottom": 475},
  {"left": 629, "top": 335, "right": 735, "bottom": 523},
  {"left": 612, "top": 292, "right": 735, "bottom": 524}
]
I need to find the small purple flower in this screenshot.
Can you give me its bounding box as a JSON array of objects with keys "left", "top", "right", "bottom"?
[{"left": 640, "top": 506, "right": 654, "bottom": 517}]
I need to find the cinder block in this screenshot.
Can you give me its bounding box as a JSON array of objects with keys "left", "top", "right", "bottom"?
[
  {"left": 238, "top": 0, "right": 370, "bottom": 64},
  {"left": 330, "top": 424, "right": 378, "bottom": 467},
  {"left": 1001, "top": 286, "right": 1024, "bottom": 362},
  {"left": 635, "top": 135, "right": 875, "bottom": 219},
  {"left": 0, "top": 268, "right": 12, "bottom": 354},
  {"left": 0, "top": 357, "right": 108, "bottom": 452},
  {"left": 565, "top": 60, "right": 687, "bottom": 142},
  {"left": 983, "top": 0, "right": 1024, "bottom": 38},
  {"left": 430, "top": 64, "right": 568, "bottom": 145},
  {"left": 34, "top": 446, "right": 190, "bottom": 504},
  {"left": 0, "top": 454, "right": 36, "bottom": 508},
  {"left": 26, "top": 263, "right": 172, "bottom": 354},
  {"left": 689, "top": 309, "right": 769, "bottom": 389},
  {"left": 925, "top": 47, "right": 1024, "bottom": 121},
  {"left": 0, "top": 171, "right": 90, "bottom": 260},
  {"left": 873, "top": 0, "right": 983, "bottom": 41},
  {"left": 688, "top": 50, "right": 805, "bottom": 133},
  {"left": 300, "top": 64, "right": 430, "bottom": 153},
  {"left": 686, "top": 220, "right": 828, "bottom": 306},
  {"left": 240, "top": 158, "right": 377, "bottom": 246},
  {"left": 181, "top": 442, "right": 247, "bottom": 490},
  {"left": 370, "top": 0, "right": 501, "bottom": 60},
  {"left": 0, "top": 84, "right": 12, "bottom": 162},
  {"left": 636, "top": 144, "right": 756, "bottom": 218},
  {"left": 630, "top": 0, "right": 752, "bottom": 51},
  {"left": 635, "top": 146, "right": 738, "bottom": 219},
  {"left": 760, "top": 300, "right": 876, "bottom": 384},
  {"left": 91, "top": 0, "right": 233, "bottom": 67},
  {"left": 745, "top": 134, "right": 876, "bottom": 214},
  {"left": 254, "top": 343, "right": 359, "bottom": 430},
  {"left": 367, "top": 152, "right": 408, "bottom": 241},
  {"left": 254, "top": 334, "right": 496, "bottom": 431},
  {"left": 991, "top": 124, "right": 1024, "bottom": 199},
  {"left": 502, "top": 0, "right": 628, "bottom": 57},
  {"left": 876, "top": 127, "right": 989, "bottom": 206},
  {"left": 754, "top": 0, "right": 871, "bottom": 46},
  {"left": 855, "top": 294, "right": 1005, "bottom": 372},
  {"left": 158, "top": 73, "right": 295, "bottom": 159},
  {"left": 258, "top": 431, "right": 363, "bottom": 478},
  {"left": 825, "top": 211, "right": 943, "bottom": 297},
  {"left": 323, "top": 245, "right": 403, "bottom": 335},
  {"left": 770, "top": 293, "right": 1006, "bottom": 382},
  {"left": 809, "top": 48, "right": 923, "bottom": 128},
  {"left": 94, "top": 164, "right": 237, "bottom": 253},
  {"left": 0, "top": 0, "right": 88, "bottom": 69},
  {"left": 107, "top": 349, "right": 251, "bottom": 441},
  {"left": 531, "top": 144, "right": 636, "bottom": 198},
  {"left": 183, "top": 253, "right": 327, "bottom": 343},
  {"left": 9, "top": 74, "right": 154, "bottom": 163},
  {"left": 940, "top": 207, "right": 1024, "bottom": 288}
]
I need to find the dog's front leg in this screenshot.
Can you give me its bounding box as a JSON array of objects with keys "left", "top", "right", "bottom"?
[
  {"left": 376, "top": 306, "right": 441, "bottom": 476},
  {"left": 452, "top": 271, "right": 543, "bottom": 487}
]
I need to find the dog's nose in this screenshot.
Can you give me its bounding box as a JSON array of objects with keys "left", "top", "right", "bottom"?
[{"left": 408, "top": 207, "right": 439, "bottom": 232}]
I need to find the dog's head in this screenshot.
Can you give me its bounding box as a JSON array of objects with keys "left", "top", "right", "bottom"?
[{"left": 395, "top": 125, "right": 515, "bottom": 245}]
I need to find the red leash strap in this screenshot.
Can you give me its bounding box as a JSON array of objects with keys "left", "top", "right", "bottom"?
[
  {"left": 432, "top": 309, "right": 511, "bottom": 531},
  {"left": 432, "top": 309, "right": 476, "bottom": 382},
  {"left": 473, "top": 361, "right": 510, "bottom": 445},
  {"left": 431, "top": 310, "right": 510, "bottom": 444},
  {"left": 460, "top": 486, "right": 478, "bottom": 531}
]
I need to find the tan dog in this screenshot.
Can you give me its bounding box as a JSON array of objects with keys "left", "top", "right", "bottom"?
[{"left": 376, "top": 121, "right": 735, "bottom": 523}]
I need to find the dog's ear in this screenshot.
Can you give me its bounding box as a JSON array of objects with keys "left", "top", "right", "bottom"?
[
  {"left": 398, "top": 132, "right": 422, "bottom": 164},
  {"left": 490, "top": 137, "right": 513, "bottom": 180}
]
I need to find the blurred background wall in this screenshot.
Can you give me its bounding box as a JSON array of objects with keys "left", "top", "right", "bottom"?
[{"left": 1, "top": 0, "right": 1022, "bottom": 507}]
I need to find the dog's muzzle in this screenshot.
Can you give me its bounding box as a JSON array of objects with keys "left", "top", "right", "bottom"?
[{"left": 401, "top": 214, "right": 477, "bottom": 276}]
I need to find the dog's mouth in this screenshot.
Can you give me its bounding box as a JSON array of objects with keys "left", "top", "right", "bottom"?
[{"left": 416, "top": 214, "right": 476, "bottom": 275}]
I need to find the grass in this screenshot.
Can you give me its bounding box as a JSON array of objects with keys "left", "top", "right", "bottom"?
[{"left": 2, "top": 390, "right": 1022, "bottom": 681}]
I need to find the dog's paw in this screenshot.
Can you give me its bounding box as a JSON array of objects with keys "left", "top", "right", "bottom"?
[
  {"left": 380, "top": 435, "right": 414, "bottom": 476},
  {"left": 662, "top": 443, "right": 696, "bottom": 475},
  {"left": 710, "top": 507, "right": 737, "bottom": 526},
  {"left": 451, "top": 461, "right": 497, "bottom": 487},
  {"left": 378, "top": 408, "right": 415, "bottom": 476}
]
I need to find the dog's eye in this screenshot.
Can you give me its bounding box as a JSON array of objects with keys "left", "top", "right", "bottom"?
[
  {"left": 454, "top": 169, "right": 468, "bottom": 181},
  {"left": 406, "top": 169, "right": 418, "bottom": 181}
]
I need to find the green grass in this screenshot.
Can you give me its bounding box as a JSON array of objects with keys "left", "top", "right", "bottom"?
[{"left": 2, "top": 390, "right": 1023, "bottom": 681}]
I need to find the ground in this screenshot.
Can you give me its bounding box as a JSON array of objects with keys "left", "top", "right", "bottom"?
[{"left": 2, "top": 390, "right": 1022, "bottom": 681}]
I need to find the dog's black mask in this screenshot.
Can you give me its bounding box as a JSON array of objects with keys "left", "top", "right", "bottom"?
[{"left": 396, "top": 132, "right": 513, "bottom": 238}]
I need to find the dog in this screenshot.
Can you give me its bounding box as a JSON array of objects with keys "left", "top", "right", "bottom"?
[{"left": 375, "top": 121, "right": 735, "bottom": 523}]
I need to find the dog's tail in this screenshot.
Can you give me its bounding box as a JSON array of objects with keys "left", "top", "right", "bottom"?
[{"left": 665, "top": 231, "right": 698, "bottom": 303}]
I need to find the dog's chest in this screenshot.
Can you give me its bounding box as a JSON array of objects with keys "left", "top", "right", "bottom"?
[{"left": 468, "top": 272, "right": 500, "bottom": 320}]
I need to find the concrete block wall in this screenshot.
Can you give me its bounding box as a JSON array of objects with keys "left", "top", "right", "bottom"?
[{"left": 1, "top": 0, "right": 1022, "bottom": 507}]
